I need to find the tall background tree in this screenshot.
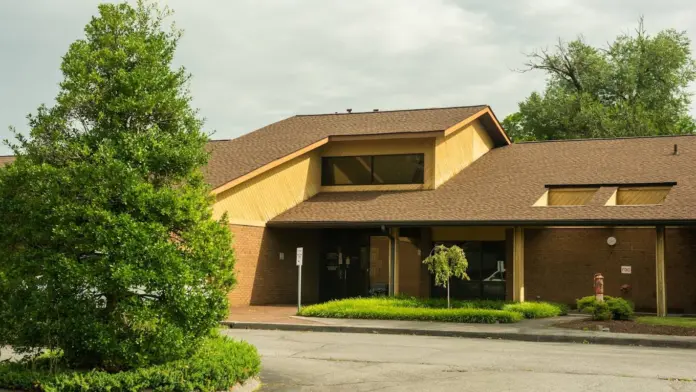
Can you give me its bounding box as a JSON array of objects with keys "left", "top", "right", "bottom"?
[
  {"left": 503, "top": 19, "right": 696, "bottom": 141},
  {"left": 0, "top": 1, "right": 235, "bottom": 370}
]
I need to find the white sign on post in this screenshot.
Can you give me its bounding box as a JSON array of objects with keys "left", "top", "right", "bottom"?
[
  {"left": 296, "top": 247, "right": 303, "bottom": 266},
  {"left": 621, "top": 265, "right": 632, "bottom": 274},
  {"left": 297, "top": 247, "right": 303, "bottom": 312}
]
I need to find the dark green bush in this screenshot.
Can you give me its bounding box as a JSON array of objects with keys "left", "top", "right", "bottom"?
[
  {"left": 503, "top": 302, "right": 564, "bottom": 319},
  {"left": 0, "top": 335, "right": 260, "bottom": 392},
  {"left": 576, "top": 295, "right": 597, "bottom": 312},
  {"left": 577, "top": 296, "right": 634, "bottom": 321},
  {"left": 592, "top": 302, "right": 612, "bottom": 321},
  {"left": 606, "top": 297, "right": 634, "bottom": 320}
]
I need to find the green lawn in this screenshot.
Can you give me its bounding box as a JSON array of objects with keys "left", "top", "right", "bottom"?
[
  {"left": 636, "top": 316, "right": 696, "bottom": 328},
  {"left": 297, "top": 296, "right": 566, "bottom": 324}
]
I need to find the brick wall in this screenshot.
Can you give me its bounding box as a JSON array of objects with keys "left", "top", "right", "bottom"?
[
  {"left": 665, "top": 228, "right": 696, "bottom": 314},
  {"left": 398, "top": 239, "right": 422, "bottom": 297},
  {"left": 227, "top": 225, "right": 321, "bottom": 308},
  {"left": 524, "top": 228, "right": 696, "bottom": 313}
]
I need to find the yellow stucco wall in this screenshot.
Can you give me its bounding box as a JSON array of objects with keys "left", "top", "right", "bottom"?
[
  {"left": 213, "top": 151, "right": 321, "bottom": 225},
  {"left": 434, "top": 119, "right": 493, "bottom": 187}
]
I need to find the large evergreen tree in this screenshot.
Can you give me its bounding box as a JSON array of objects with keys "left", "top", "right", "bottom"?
[
  {"left": 504, "top": 19, "right": 696, "bottom": 141},
  {"left": 0, "top": 1, "right": 235, "bottom": 370}
]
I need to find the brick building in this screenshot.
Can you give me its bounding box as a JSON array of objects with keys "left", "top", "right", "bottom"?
[
  {"left": 202, "top": 105, "right": 696, "bottom": 316},
  {"left": 6, "top": 105, "right": 695, "bottom": 315}
]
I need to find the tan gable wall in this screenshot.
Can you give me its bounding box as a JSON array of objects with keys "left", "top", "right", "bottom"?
[
  {"left": 214, "top": 120, "right": 495, "bottom": 225},
  {"left": 213, "top": 151, "right": 322, "bottom": 225},
  {"left": 434, "top": 119, "right": 493, "bottom": 187}
]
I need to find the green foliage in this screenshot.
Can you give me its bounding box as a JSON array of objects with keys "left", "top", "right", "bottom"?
[
  {"left": 502, "top": 302, "right": 563, "bottom": 319},
  {"left": 298, "top": 297, "right": 567, "bottom": 323},
  {"left": 299, "top": 299, "right": 522, "bottom": 324},
  {"left": 606, "top": 297, "right": 635, "bottom": 320},
  {"left": 504, "top": 18, "right": 696, "bottom": 141},
  {"left": 0, "top": 2, "right": 235, "bottom": 370},
  {"left": 591, "top": 302, "right": 613, "bottom": 321},
  {"left": 555, "top": 302, "right": 570, "bottom": 316},
  {"left": 637, "top": 316, "right": 696, "bottom": 328},
  {"left": 0, "top": 335, "right": 260, "bottom": 392},
  {"left": 422, "top": 245, "right": 469, "bottom": 288},
  {"left": 422, "top": 245, "right": 469, "bottom": 307},
  {"left": 576, "top": 296, "right": 634, "bottom": 321},
  {"left": 576, "top": 296, "right": 598, "bottom": 312}
]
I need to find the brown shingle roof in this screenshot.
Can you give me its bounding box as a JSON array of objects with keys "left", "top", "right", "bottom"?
[
  {"left": 205, "top": 105, "right": 490, "bottom": 188},
  {"left": 270, "top": 135, "right": 696, "bottom": 226},
  {"left": 0, "top": 156, "right": 15, "bottom": 166}
]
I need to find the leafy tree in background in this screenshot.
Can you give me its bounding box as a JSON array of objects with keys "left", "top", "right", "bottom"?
[
  {"left": 422, "top": 245, "right": 469, "bottom": 309},
  {"left": 503, "top": 18, "right": 696, "bottom": 141},
  {"left": 0, "top": 1, "right": 235, "bottom": 371}
]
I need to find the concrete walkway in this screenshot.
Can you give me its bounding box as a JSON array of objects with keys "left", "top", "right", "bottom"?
[{"left": 223, "top": 313, "right": 696, "bottom": 349}]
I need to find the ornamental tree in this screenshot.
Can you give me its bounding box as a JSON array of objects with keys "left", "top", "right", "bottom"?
[
  {"left": 0, "top": 1, "right": 235, "bottom": 370},
  {"left": 422, "top": 245, "right": 469, "bottom": 308}
]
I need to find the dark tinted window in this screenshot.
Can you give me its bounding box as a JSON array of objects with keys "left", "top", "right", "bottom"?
[
  {"left": 321, "top": 156, "right": 372, "bottom": 185},
  {"left": 321, "top": 154, "right": 425, "bottom": 186},
  {"left": 372, "top": 154, "right": 424, "bottom": 184}
]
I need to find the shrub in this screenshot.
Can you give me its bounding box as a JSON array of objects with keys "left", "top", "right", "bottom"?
[
  {"left": 592, "top": 302, "right": 612, "bottom": 321},
  {"left": 549, "top": 302, "right": 570, "bottom": 316},
  {"left": 0, "top": 335, "right": 260, "bottom": 392},
  {"left": 0, "top": 2, "right": 236, "bottom": 370},
  {"left": 606, "top": 297, "right": 634, "bottom": 320},
  {"left": 577, "top": 296, "right": 634, "bottom": 321},
  {"left": 576, "top": 296, "right": 597, "bottom": 312},
  {"left": 503, "top": 302, "right": 564, "bottom": 319}
]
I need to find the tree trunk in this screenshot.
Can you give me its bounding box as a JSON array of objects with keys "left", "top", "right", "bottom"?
[{"left": 447, "top": 278, "right": 450, "bottom": 309}]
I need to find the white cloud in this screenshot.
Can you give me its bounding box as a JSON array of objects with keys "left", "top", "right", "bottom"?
[{"left": 1, "top": 0, "right": 696, "bottom": 154}]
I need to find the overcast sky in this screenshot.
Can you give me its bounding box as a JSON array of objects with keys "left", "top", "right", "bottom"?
[{"left": 1, "top": 0, "right": 696, "bottom": 155}]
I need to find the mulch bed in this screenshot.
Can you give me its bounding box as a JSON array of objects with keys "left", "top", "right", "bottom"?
[{"left": 556, "top": 319, "right": 696, "bottom": 336}]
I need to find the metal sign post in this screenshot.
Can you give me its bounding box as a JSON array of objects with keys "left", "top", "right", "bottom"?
[{"left": 296, "top": 247, "right": 303, "bottom": 312}]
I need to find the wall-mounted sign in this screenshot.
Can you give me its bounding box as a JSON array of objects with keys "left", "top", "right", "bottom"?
[{"left": 621, "top": 265, "right": 631, "bottom": 274}]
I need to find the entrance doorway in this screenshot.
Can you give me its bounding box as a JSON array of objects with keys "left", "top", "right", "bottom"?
[{"left": 319, "top": 230, "right": 372, "bottom": 301}]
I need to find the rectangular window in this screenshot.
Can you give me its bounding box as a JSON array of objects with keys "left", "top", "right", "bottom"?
[
  {"left": 321, "top": 156, "right": 372, "bottom": 185},
  {"left": 534, "top": 187, "right": 598, "bottom": 206},
  {"left": 614, "top": 187, "right": 671, "bottom": 205},
  {"left": 372, "top": 154, "right": 424, "bottom": 185},
  {"left": 321, "top": 154, "right": 425, "bottom": 186}
]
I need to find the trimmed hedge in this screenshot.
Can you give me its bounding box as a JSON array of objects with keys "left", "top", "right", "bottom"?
[
  {"left": 299, "top": 302, "right": 523, "bottom": 323},
  {"left": 577, "top": 295, "right": 634, "bottom": 321},
  {"left": 503, "top": 302, "right": 563, "bottom": 319},
  {"left": 298, "top": 297, "right": 566, "bottom": 323},
  {"left": 0, "top": 335, "right": 260, "bottom": 392}
]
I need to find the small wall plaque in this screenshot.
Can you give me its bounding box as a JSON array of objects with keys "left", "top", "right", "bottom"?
[{"left": 621, "top": 265, "right": 632, "bottom": 274}]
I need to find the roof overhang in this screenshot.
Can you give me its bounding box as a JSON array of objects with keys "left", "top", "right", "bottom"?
[{"left": 266, "top": 219, "right": 696, "bottom": 229}]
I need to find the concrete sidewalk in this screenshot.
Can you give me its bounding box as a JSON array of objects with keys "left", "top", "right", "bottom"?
[{"left": 222, "top": 314, "right": 696, "bottom": 349}]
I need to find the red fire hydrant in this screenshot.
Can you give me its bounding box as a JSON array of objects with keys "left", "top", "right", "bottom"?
[{"left": 594, "top": 273, "right": 604, "bottom": 303}]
